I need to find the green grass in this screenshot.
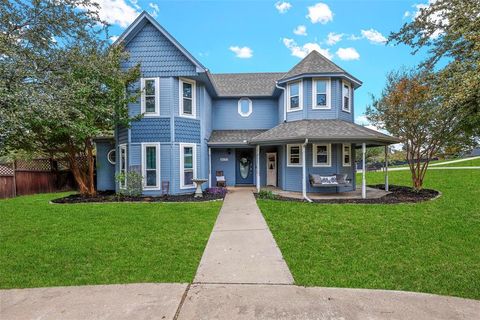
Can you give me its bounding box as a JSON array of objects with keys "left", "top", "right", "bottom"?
[
  {"left": 438, "top": 157, "right": 480, "bottom": 167},
  {"left": 258, "top": 170, "right": 480, "bottom": 299},
  {"left": 0, "top": 193, "right": 221, "bottom": 289}
]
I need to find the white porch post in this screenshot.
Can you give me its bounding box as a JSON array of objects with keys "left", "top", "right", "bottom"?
[
  {"left": 384, "top": 145, "right": 389, "bottom": 192},
  {"left": 256, "top": 145, "right": 260, "bottom": 192},
  {"left": 302, "top": 142, "right": 307, "bottom": 199},
  {"left": 208, "top": 147, "right": 212, "bottom": 188},
  {"left": 362, "top": 142, "right": 366, "bottom": 199}
]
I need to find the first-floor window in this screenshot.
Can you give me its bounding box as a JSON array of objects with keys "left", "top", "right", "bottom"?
[
  {"left": 180, "top": 143, "right": 196, "bottom": 188},
  {"left": 142, "top": 143, "right": 160, "bottom": 189},
  {"left": 343, "top": 144, "right": 351, "bottom": 166},
  {"left": 287, "top": 144, "right": 302, "bottom": 166},
  {"left": 119, "top": 144, "right": 127, "bottom": 189},
  {"left": 313, "top": 144, "right": 331, "bottom": 167}
]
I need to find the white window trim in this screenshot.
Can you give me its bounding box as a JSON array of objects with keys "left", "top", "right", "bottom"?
[
  {"left": 179, "top": 78, "right": 196, "bottom": 118},
  {"left": 180, "top": 143, "right": 197, "bottom": 189},
  {"left": 312, "top": 143, "right": 332, "bottom": 167},
  {"left": 237, "top": 97, "right": 253, "bottom": 117},
  {"left": 141, "top": 142, "right": 161, "bottom": 190},
  {"left": 140, "top": 77, "right": 160, "bottom": 117},
  {"left": 118, "top": 144, "right": 127, "bottom": 189},
  {"left": 342, "top": 80, "right": 352, "bottom": 113},
  {"left": 286, "top": 80, "right": 303, "bottom": 112},
  {"left": 342, "top": 143, "right": 352, "bottom": 167},
  {"left": 312, "top": 78, "right": 331, "bottom": 110},
  {"left": 287, "top": 144, "right": 303, "bottom": 167}
]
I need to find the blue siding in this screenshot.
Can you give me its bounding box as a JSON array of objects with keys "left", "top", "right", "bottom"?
[
  {"left": 169, "top": 143, "right": 201, "bottom": 194},
  {"left": 175, "top": 118, "right": 201, "bottom": 143},
  {"left": 212, "top": 98, "right": 278, "bottom": 130},
  {"left": 337, "top": 79, "right": 354, "bottom": 122},
  {"left": 210, "top": 148, "right": 236, "bottom": 187},
  {"left": 123, "top": 21, "right": 197, "bottom": 77},
  {"left": 117, "top": 126, "right": 128, "bottom": 144},
  {"left": 131, "top": 118, "right": 170, "bottom": 143},
  {"left": 95, "top": 141, "right": 115, "bottom": 191}
]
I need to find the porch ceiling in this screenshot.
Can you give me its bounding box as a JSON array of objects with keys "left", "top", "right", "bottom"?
[{"left": 249, "top": 119, "right": 400, "bottom": 146}]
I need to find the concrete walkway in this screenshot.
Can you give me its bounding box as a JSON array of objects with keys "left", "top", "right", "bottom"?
[{"left": 194, "top": 187, "right": 294, "bottom": 284}]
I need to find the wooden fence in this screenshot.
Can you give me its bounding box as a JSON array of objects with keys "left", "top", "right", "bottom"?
[{"left": 0, "top": 159, "right": 76, "bottom": 199}]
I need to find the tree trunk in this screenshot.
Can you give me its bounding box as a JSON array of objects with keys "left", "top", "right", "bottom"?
[{"left": 86, "top": 138, "right": 96, "bottom": 196}]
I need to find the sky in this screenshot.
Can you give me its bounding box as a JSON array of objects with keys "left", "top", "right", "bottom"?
[{"left": 96, "top": 0, "right": 431, "bottom": 125}]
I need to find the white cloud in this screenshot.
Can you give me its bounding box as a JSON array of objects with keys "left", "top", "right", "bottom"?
[
  {"left": 109, "top": 35, "right": 119, "bottom": 42},
  {"left": 275, "top": 1, "right": 292, "bottom": 14},
  {"left": 129, "top": 0, "right": 141, "bottom": 10},
  {"left": 149, "top": 3, "right": 159, "bottom": 17},
  {"left": 229, "top": 46, "right": 253, "bottom": 58},
  {"left": 283, "top": 38, "right": 333, "bottom": 60},
  {"left": 410, "top": 0, "right": 447, "bottom": 39},
  {"left": 348, "top": 34, "right": 362, "bottom": 41},
  {"left": 81, "top": 0, "right": 139, "bottom": 28},
  {"left": 306, "top": 3, "right": 333, "bottom": 24},
  {"left": 361, "top": 29, "right": 387, "bottom": 44},
  {"left": 336, "top": 47, "right": 360, "bottom": 61},
  {"left": 326, "top": 32, "right": 343, "bottom": 46},
  {"left": 293, "top": 25, "right": 307, "bottom": 36}
]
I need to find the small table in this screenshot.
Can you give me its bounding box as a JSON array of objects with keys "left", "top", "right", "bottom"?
[{"left": 192, "top": 179, "right": 208, "bottom": 198}]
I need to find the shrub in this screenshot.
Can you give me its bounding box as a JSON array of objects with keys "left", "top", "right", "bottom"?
[
  {"left": 115, "top": 171, "right": 143, "bottom": 197},
  {"left": 205, "top": 187, "right": 228, "bottom": 196},
  {"left": 257, "top": 189, "right": 278, "bottom": 200}
]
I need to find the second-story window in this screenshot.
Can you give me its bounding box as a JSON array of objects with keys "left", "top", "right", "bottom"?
[
  {"left": 342, "top": 81, "right": 351, "bottom": 113},
  {"left": 312, "top": 79, "right": 331, "bottom": 109},
  {"left": 238, "top": 98, "right": 252, "bottom": 117},
  {"left": 287, "top": 81, "right": 302, "bottom": 112},
  {"left": 141, "top": 78, "right": 160, "bottom": 116},
  {"left": 180, "top": 78, "right": 196, "bottom": 118}
]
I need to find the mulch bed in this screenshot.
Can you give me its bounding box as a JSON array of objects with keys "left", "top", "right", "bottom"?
[
  {"left": 52, "top": 191, "right": 225, "bottom": 204},
  {"left": 257, "top": 185, "right": 440, "bottom": 204}
]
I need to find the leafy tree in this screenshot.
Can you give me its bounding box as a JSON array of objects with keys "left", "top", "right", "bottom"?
[
  {"left": 367, "top": 69, "right": 462, "bottom": 190},
  {"left": 389, "top": 0, "right": 480, "bottom": 136}
]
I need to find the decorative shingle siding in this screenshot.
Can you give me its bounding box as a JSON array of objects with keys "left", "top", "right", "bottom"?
[
  {"left": 131, "top": 118, "right": 170, "bottom": 143},
  {"left": 123, "top": 21, "right": 197, "bottom": 77},
  {"left": 212, "top": 98, "right": 278, "bottom": 130},
  {"left": 175, "top": 118, "right": 201, "bottom": 143}
]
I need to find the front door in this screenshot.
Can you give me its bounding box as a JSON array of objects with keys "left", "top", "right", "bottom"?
[
  {"left": 266, "top": 152, "right": 277, "bottom": 187},
  {"left": 235, "top": 149, "right": 254, "bottom": 185}
]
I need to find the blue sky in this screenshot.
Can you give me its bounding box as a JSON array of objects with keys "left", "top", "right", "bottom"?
[{"left": 99, "top": 0, "right": 430, "bottom": 124}]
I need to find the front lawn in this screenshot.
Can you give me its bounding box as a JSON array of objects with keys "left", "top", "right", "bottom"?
[
  {"left": 439, "top": 157, "right": 480, "bottom": 167},
  {"left": 258, "top": 169, "right": 480, "bottom": 299},
  {"left": 0, "top": 193, "right": 221, "bottom": 289}
]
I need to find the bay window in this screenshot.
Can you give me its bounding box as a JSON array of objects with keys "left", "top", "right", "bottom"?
[
  {"left": 287, "top": 81, "right": 302, "bottom": 112},
  {"left": 142, "top": 143, "right": 160, "bottom": 189},
  {"left": 180, "top": 143, "right": 196, "bottom": 188},
  {"left": 312, "top": 79, "right": 331, "bottom": 109}
]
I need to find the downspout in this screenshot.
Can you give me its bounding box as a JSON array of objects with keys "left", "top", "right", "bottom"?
[
  {"left": 275, "top": 81, "right": 287, "bottom": 122},
  {"left": 302, "top": 138, "right": 313, "bottom": 203}
]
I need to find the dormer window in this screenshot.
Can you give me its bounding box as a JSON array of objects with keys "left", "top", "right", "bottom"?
[
  {"left": 342, "top": 81, "right": 351, "bottom": 113},
  {"left": 238, "top": 98, "right": 252, "bottom": 117},
  {"left": 312, "top": 79, "right": 331, "bottom": 109},
  {"left": 180, "top": 78, "right": 196, "bottom": 118},
  {"left": 141, "top": 78, "right": 160, "bottom": 116},
  {"left": 287, "top": 80, "right": 303, "bottom": 112}
]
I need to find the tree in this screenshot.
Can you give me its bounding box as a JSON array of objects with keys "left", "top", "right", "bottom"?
[
  {"left": 389, "top": 0, "right": 480, "bottom": 136},
  {"left": 367, "top": 69, "right": 462, "bottom": 190}
]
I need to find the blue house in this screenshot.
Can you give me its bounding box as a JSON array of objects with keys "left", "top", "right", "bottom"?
[{"left": 95, "top": 11, "right": 398, "bottom": 199}]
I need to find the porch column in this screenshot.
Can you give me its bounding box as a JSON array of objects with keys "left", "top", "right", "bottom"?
[
  {"left": 208, "top": 147, "right": 212, "bottom": 188},
  {"left": 302, "top": 142, "right": 307, "bottom": 199},
  {"left": 362, "top": 142, "right": 366, "bottom": 199},
  {"left": 256, "top": 145, "right": 260, "bottom": 192},
  {"left": 384, "top": 145, "right": 389, "bottom": 192}
]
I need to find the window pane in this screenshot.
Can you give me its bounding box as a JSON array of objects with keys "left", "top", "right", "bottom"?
[
  {"left": 289, "top": 82, "right": 299, "bottom": 96},
  {"left": 146, "top": 146, "right": 156, "bottom": 169},
  {"left": 146, "top": 96, "right": 156, "bottom": 113},
  {"left": 183, "top": 82, "right": 192, "bottom": 98},
  {"left": 290, "top": 96, "right": 299, "bottom": 109},
  {"left": 316, "top": 94, "right": 327, "bottom": 106},
  {"left": 183, "top": 98, "right": 192, "bottom": 114},
  {"left": 344, "top": 155, "right": 350, "bottom": 163},
  {"left": 184, "top": 147, "right": 193, "bottom": 169},
  {"left": 317, "top": 154, "right": 327, "bottom": 164},
  {"left": 145, "top": 80, "right": 155, "bottom": 95},
  {"left": 240, "top": 99, "right": 250, "bottom": 114},
  {"left": 316, "top": 80, "right": 326, "bottom": 93},
  {"left": 146, "top": 170, "right": 156, "bottom": 186},
  {"left": 344, "top": 97, "right": 349, "bottom": 110},
  {"left": 290, "top": 146, "right": 299, "bottom": 155},
  {"left": 184, "top": 170, "right": 193, "bottom": 186},
  {"left": 316, "top": 145, "right": 327, "bottom": 154}
]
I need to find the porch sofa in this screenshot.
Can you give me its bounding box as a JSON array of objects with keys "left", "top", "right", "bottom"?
[{"left": 309, "top": 174, "right": 352, "bottom": 188}]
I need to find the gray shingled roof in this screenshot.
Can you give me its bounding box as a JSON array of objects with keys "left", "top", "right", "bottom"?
[
  {"left": 209, "top": 72, "right": 285, "bottom": 97},
  {"left": 208, "top": 130, "right": 267, "bottom": 145},
  {"left": 280, "top": 51, "right": 353, "bottom": 81},
  {"left": 249, "top": 120, "right": 399, "bottom": 144}
]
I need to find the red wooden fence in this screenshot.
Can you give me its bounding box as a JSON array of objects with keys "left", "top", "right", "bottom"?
[{"left": 0, "top": 159, "right": 76, "bottom": 199}]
